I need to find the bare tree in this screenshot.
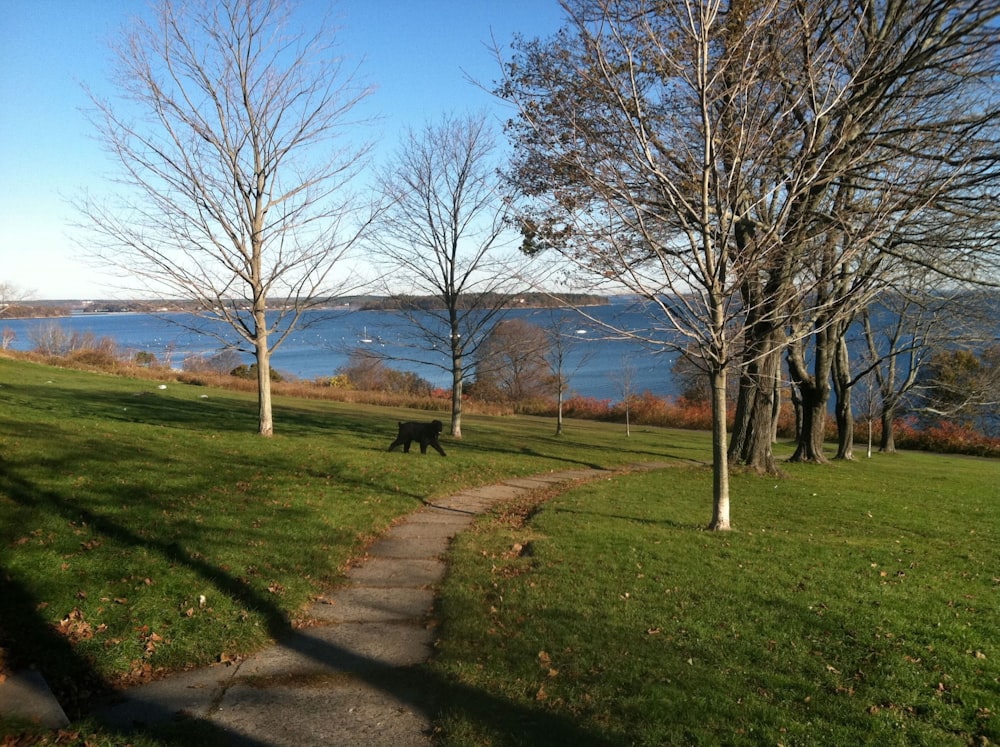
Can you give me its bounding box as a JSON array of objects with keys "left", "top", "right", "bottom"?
[
  {"left": 915, "top": 344, "right": 1000, "bottom": 434},
  {"left": 729, "top": 0, "right": 1000, "bottom": 466},
  {"left": 612, "top": 355, "right": 637, "bottom": 438},
  {"left": 0, "top": 283, "right": 33, "bottom": 318},
  {"left": 500, "top": 0, "right": 822, "bottom": 529},
  {"left": 0, "top": 283, "right": 32, "bottom": 348},
  {"left": 369, "top": 112, "right": 529, "bottom": 437},
  {"left": 78, "top": 0, "right": 375, "bottom": 435},
  {"left": 853, "top": 361, "right": 880, "bottom": 459},
  {"left": 540, "top": 311, "right": 594, "bottom": 436},
  {"left": 472, "top": 318, "right": 551, "bottom": 410}
]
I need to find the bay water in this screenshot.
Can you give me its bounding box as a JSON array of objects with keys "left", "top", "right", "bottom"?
[{"left": 1, "top": 299, "right": 683, "bottom": 402}]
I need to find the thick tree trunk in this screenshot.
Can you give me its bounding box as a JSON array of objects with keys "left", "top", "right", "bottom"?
[
  {"left": 709, "top": 367, "right": 731, "bottom": 531},
  {"left": 789, "top": 380, "right": 829, "bottom": 463},
  {"left": 788, "top": 376, "right": 803, "bottom": 441},
  {"left": 770, "top": 376, "right": 782, "bottom": 443},
  {"left": 729, "top": 344, "right": 782, "bottom": 474},
  {"left": 879, "top": 404, "right": 897, "bottom": 453},
  {"left": 787, "top": 324, "right": 835, "bottom": 464}
]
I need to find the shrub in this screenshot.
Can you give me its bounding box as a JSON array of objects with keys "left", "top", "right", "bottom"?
[
  {"left": 894, "top": 417, "right": 1000, "bottom": 458},
  {"left": 184, "top": 349, "right": 244, "bottom": 374},
  {"left": 133, "top": 350, "right": 159, "bottom": 367},
  {"left": 561, "top": 396, "right": 614, "bottom": 420},
  {"left": 324, "top": 373, "right": 352, "bottom": 389},
  {"left": 230, "top": 363, "right": 286, "bottom": 383},
  {"left": 336, "top": 351, "right": 433, "bottom": 396},
  {"left": 66, "top": 347, "right": 120, "bottom": 369}
]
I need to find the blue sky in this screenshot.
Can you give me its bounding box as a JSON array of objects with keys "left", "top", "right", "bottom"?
[{"left": 0, "top": 0, "right": 564, "bottom": 300}]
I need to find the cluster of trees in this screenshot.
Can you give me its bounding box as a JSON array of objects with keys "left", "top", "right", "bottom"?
[
  {"left": 499, "top": 0, "right": 1000, "bottom": 528},
  {"left": 73, "top": 0, "right": 1000, "bottom": 530}
]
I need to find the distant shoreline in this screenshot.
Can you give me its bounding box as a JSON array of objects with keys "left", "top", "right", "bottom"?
[{"left": 2, "top": 292, "right": 615, "bottom": 320}]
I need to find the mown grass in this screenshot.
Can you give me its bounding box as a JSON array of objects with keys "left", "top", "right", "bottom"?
[
  {"left": 0, "top": 356, "right": 684, "bottom": 731},
  {"left": 432, "top": 454, "right": 999, "bottom": 746},
  {"left": 3, "top": 354, "right": 998, "bottom": 746}
]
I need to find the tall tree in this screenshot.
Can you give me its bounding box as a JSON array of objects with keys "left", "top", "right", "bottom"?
[
  {"left": 79, "top": 0, "right": 375, "bottom": 435},
  {"left": 370, "top": 112, "right": 527, "bottom": 438},
  {"left": 501, "top": 0, "right": 818, "bottom": 528},
  {"left": 729, "top": 0, "right": 1000, "bottom": 466},
  {"left": 501, "top": 0, "right": 1000, "bottom": 524},
  {"left": 854, "top": 277, "right": 962, "bottom": 454}
]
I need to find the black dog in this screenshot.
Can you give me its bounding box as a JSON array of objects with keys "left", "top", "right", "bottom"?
[{"left": 388, "top": 420, "right": 447, "bottom": 456}]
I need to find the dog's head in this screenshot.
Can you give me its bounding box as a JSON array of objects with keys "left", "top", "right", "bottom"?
[{"left": 431, "top": 419, "right": 443, "bottom": 434}]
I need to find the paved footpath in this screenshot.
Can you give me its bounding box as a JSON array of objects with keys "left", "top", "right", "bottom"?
[{"left": 78, "top": 463, "right": 663, "bottom": 745}]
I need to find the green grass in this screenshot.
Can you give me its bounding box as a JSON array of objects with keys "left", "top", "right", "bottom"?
[
  {"left": 432, "top": 455, "right": 1000, "bottom": 746},
  {"left": 0, "top": 356, "right": 683, "bottom": 727},
  {"left": 3, "top": 355, "right": 998, "bottom": 746}
]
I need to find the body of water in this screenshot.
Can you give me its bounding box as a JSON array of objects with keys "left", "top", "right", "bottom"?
[{"left": 0, "top": 300, "right": 683, "bottom": 402}]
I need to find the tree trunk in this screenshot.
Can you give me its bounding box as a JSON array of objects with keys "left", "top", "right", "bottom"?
[
  {"left": 770, "top": 376, "right": 782, "bottom": 444},
  {"left": 449, "top": 317, "right": 463, "bottom": 438},
  {"left": 450, "top": 370, "right": 463, "bottom": 439},
  {"left": 789, "top": 381, "right": 828, "bottom": 462},
  {"left": 255, "top": 334, "right": 273, "bottom": 437},
  {"left": 786, "top": 326, "right": 834, "bottom": 464},
  {"left": 789, "top": 376, "right": 803, "bottom": 441},
  {"left": 879, "top": 403, "right": 897, "bottom": 453},
  {"left": 729, "top": 344, "right": 782, "bottom": 474},
  {"left": 834, "top": 390, "right": 854, "bottom": 460},
  {"left": 708, "top": 366, "right": 731, "bottom": 531},
  {"left": 833, "top": 334, "right": 854, "bottom": 460},
  {"left": 555, "top": 389, "right": 564, "bottom": 436}
]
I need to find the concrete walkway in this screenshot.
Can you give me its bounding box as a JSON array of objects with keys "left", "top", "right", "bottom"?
[{"left": 16, "top": 463, "right": 666, "bottom": 745}]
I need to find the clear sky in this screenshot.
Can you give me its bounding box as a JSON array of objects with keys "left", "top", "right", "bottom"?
[{"left": 0, "top": 0, "right": 565, "bottom": 300}]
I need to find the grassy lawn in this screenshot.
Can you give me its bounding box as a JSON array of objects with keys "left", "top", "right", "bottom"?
[
  {"left": 2, "top": 355, "right": 998, "bottom": 746},
  {"left": 0, "top": 356, "right": 681, "bottom": 729},
  {"left": 432, "top": 452, "right": 1000, "bottom": 745}
]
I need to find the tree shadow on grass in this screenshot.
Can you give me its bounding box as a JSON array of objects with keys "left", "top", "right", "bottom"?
[{"left": 1, "top": 453, "right": 622, "bottom": 746}]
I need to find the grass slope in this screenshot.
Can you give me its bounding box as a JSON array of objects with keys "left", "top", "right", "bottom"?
[
  {"left": 0, "top": 356, "right": 681, "bottom": 727},
  {"left": 2, "top": 356, "right": 997, "bottom": 745},
  {"left": 433, "top": 455, "right": 1000, "bottom": 745}
]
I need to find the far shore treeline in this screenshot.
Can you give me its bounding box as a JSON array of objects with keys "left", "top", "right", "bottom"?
[{"left": 0, "top": 292, "right": 609, "bottom": 318}]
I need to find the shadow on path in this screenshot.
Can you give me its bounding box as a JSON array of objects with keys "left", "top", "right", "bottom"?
[{"left": 3, "top": 461, "right": 668, "bottom": 745}]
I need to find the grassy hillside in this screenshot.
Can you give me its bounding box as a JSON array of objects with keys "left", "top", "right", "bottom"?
[
  {"left": 2, "top": 355, "right": 997, "bottom": 745},
  {"left": 0, "top": 356, "right": 685, "bottom": 722},
  {"left": 433, "top": 449, "right": 1000, "bottom": 745}
]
